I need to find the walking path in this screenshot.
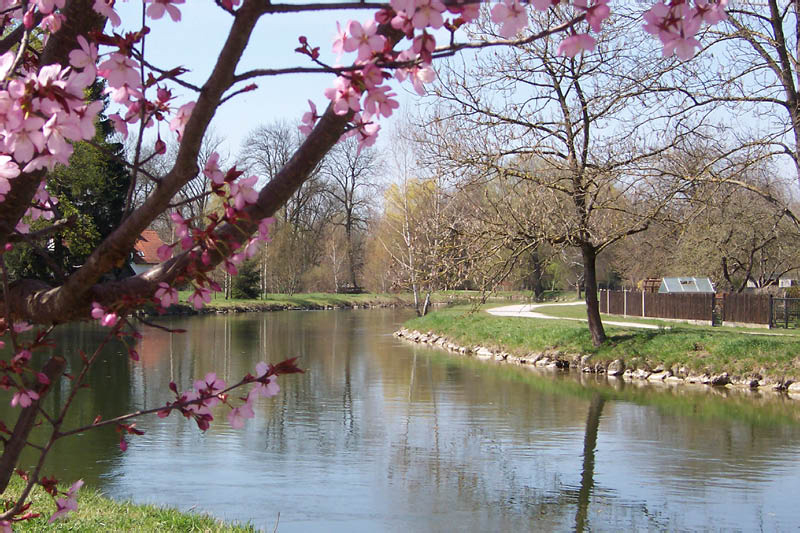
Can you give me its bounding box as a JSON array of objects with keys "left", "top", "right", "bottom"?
[{"left": 487, "top": 302, "right": 667, "bottom": 330}]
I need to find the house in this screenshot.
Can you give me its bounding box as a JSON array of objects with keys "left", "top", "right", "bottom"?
[
  {"left": 131, "top": 229, "right": 166, "bottom": 275},
  {"left": 658, "top": 277, "right": 715, "bottom": 294}
]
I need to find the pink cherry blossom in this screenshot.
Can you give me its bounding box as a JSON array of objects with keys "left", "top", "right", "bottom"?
[
  {"left": 344, "top": 20, "right": 386, "bottom": 62},
  {"left": 396, "top": 64, "right": 436, "bottom": 96},
  {"left": 574, "top": 0, "right": 610, "bottom": 33},
  {"left": 491, "top": 0, "right": 528, "bottom": 39},
  {"left": 8, "top": 116, "right": 46, "bottom": 163},
  {"left": 360, "top": 63, "right": 386, "bottom": 90},
  {"left": 93, "top": 0, "right": 122, "bottom": 27},
  {"left": 170, "top": 211, "right": 189, "bottom": 238},
  {"left": 0, "top": 51, "right": 15, "bottom": 80},
  {"left": 228, "top": 401, "right": 255, "bottom": 429},
  {"left": 411, "top": 0, "right": 445, "bottom": 30},
  {"left": 531, "top": 0, "right": 554, "bottom": 10},
  {"left": 203, "top": 151, "right": 225, "bottom": 185},
  {"left": 35, "top": 0, "right": 66, "bottom": 14},
  {"left": 91, "top": 302, "right": 119, "bottom": 327},
  {"left": 446, "top": 0, "right": 480, "bottom": 22},
  {"left": 662, "top": 33, "right": 701, "bottom": 60},
  {"left": 146, "top": 0, "right": 185, "bottom": 22},
  {"left": 390, "top": 9, "right": 413, "bottom": 35},
  {"left": 364, "top": 85, "right": 399, "bottom": 118},
  {"left": 642, "top": 1, "right": 717, "bottom": 59},
  {"left": 69, "top": 36, "right": 98, "bottom": 70},
  {"left": 324, "top": 76, "right": 362, "bottom": 115},
  {"left": 97, "top": 53, "right": 140, "bottom": 89},
  {"left": 12, "top": 321, "right": 32, "bottom": 333},
  {"left": 194, "top": 372, "right": 227, "bottom": 396},
  {"left": 0, "top": 155, "right": 20, "bottom": 180},
  {"left": 557, "top": 33, "right": 597, "bottom": 57},
  {"left": 696, "top": 0, "right": 728, "bottom": 24},
  {"left": 157, "top": 244, "right": 173, "bottom": 261},
  {"left": 188, "top": 287, "right": 212, "bottom": 309},
  {"left": 229, "top": 175, "right": 259, "bottom": 209},
  {"left": 12, "top": 349, "right": 31, "bottom": 364},
  {"left": 48, "top": 480, "right": 83, "bottom": 523},
  {"left": 332, "top": 21, "right": 348, "bottom": 57},
  {"left": 11, "top": 389, "right": 39, "bottom": 408},
  {"left": 248, "top": 362, "right": 280, "bottom": 401},
  {"left": 299, "top": 100, "right": 319, "bottom": 136},
  {"left": 180, "top": 390, "right": 214, "bottom": 415},
  {"left": 155, "top": 282, "right": 179, "bottom": 308},
  {"left": 169, "top": 101, "right": 195, "bottom": 141},
  {"left": 41, "top": 12, "right": 65, "bottom": 32},
  {"left": 108, "top": 113, "right": 128, "bottom": 137}
]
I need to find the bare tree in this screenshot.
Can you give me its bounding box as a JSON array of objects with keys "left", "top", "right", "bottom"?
[
  {"left": 321, "top": 137, "right": 382, "bottom": 290},
  {"left": 420, "top": 9, "right": 687, "bottom": 345}
]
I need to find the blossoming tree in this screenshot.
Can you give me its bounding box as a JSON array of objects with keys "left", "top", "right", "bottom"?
[{"left": 0, "top": 0, "right": 726, "bottom": 527}]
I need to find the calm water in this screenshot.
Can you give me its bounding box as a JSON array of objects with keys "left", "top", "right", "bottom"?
[{"left": 3, "top": 309, "right": 800, "bottom": 531}]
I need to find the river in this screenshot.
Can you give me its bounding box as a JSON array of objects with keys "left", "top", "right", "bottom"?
[{"left": 3, "top": 308, "right": 800, "bottom": 531}]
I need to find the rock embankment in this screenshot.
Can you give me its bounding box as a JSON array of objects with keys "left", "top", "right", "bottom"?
[{"left": 394, "top": 328, "right": 800, "bottom": 396}]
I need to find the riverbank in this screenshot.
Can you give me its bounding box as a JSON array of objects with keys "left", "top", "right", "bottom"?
[
  {"left": 7, "top": 476, "right": 255, "bottom": 532},
  {"left": 399, "top": 306, "right": 800, "bottom": 394},
  {"left": 151, "top": 290, "right": 536, "bottom": 316}
]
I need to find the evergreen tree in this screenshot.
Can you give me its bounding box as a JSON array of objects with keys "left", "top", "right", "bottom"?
[{"left": 231, "top": 258, "right": 261, "bottom": 299}]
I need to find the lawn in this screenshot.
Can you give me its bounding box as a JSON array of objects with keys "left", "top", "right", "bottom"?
[{"left": 405, "top": 305, "right": 800, "bottom": 377}]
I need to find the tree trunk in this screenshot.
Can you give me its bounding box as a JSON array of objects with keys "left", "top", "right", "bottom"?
[
  {"left": 581, "top": 243, "right": 606, "bottom": 346},
  {"left": 531, "top": 252, "right": 544, "bottom": 299},
  {"left": 421, "top": 291, "right": 431, "bottom": 316},
  {"left": 0, "top": 356, "right": 65, "bottom": 493}
]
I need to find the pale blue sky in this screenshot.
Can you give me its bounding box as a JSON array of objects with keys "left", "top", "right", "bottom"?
[{"left": 113, "top": 2, "right": 414, "bottom": 157}]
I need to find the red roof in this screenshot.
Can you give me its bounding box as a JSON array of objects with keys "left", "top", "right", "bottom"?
[{"left": 134, "top": 230, "right": 166, "bottom": 264}]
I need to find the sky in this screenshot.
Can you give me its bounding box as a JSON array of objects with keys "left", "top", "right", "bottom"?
[{"left": 112, "top": 2, "right": 417, "bottom": 158}]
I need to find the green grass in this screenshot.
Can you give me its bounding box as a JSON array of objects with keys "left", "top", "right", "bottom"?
[
  {"left": 172, "top": 290, "right": 534, "bottom": 311},
  {"left": 4, "top": 476, "right": 255, "bottom": 532},
  {"left": 405, "top": 306, "right": 800, "bottom": 377}
]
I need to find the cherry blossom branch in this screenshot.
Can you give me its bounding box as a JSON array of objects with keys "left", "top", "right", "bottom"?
[
  {"left": 167, "top": 190, "right": 212, "bottom": 209},
  {"left": 55, "top": 375, "right": 253, "bottom": 439},
  {"left": 124, "top": 1, "right": 151, "bottom": 218},
  {"left": 134, "top": 56, "right": 203, "bottom": 93},
  {"left": 3, "top": 216, "right": 77, "bottom": 244}
]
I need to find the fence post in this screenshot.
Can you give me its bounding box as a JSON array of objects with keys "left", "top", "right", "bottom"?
[
  {"left": 624, "top": 289, "right": 627, "bottom": 316},
  {"left": 642, "top": 290, "right": 645, "bottom": 317},
  {"left": 606, "top": 289, "right": 610, "bottom": 314}
]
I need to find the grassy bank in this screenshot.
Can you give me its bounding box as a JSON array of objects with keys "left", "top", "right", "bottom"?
[
  {"left": 6, "top": 476, "right": 254, "bottom": 532},
  {"left": 170, "top": 290, "right": 538, "bottom": 313},
  {"left": 405, "top": 306, "right": 800, "bottom": 378}
]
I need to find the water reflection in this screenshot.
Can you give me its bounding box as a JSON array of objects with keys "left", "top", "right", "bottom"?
[
  {"left": 574, "top": 395, "right": 603, "bottom": 533},
  {"left": 1, "top": 309, "right": 799, "bottom": 531}
]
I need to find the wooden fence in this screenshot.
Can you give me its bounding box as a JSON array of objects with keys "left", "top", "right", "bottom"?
[
  {"left": 599, "top": 291, "right": 773, "bottom": 325},
  {"left": 721, "top": 293, "right": 772, "bottom": 325}
]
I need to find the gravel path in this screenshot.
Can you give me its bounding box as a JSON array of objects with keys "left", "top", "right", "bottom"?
[{"left": 487, "top": 302, "right": 667, "bottom": 330}]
